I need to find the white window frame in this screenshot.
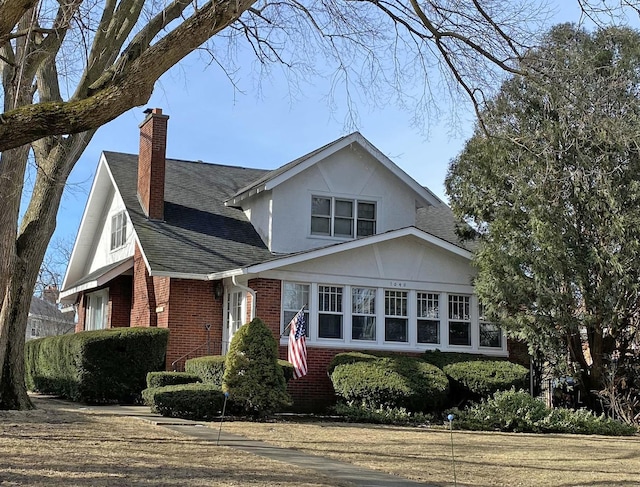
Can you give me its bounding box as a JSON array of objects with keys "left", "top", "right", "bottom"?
[
  {"left": 351, "top": 287, "right": 376, "bottom": 341},
  {"left": 86, "top": 289, "right": 108, "bottom": 331},
  {"left": 448, "top": 294, "right": 471, "bottom": 347},
  {"left": 384, "top": 290, "right": 408, "bottom": 343},
  {"left": 318, "top": 285, "right": 344, "bottom": 339},
  {"left": 479, "top": 303, "right": 502, "bottom": 348},
  {"left": 417, "top": 292, "right": 440, "bottom": 344},
  {"left": 310, "top": 196, "right": 376, "bottom": 238},
  {"left": 282, "top": 282, "right": 309, "bottom": 337},
  {"left": 110, "top": 210, "right": 127, "bottom": 250}
]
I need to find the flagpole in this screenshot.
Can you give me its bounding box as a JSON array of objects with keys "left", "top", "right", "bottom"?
[{"left": 281, "top": 305, "right": 307, "bottom": 337}]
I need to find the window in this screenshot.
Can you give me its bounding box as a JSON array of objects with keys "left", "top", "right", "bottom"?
[
  {"left": 385, "top": 290, "right": 407, "bottom": 342},
  {"left": 282, "top": 282, "right": 309, "bottom": 337},
  {"left": 448, "top": 295, "right": 470, "bottom": 346},
  {"left": 319, "top": 285, "right": 343, "bottom": 338},
  {"left": 110, "top": 211, "right": 127, "bottom": 250},
  {"left": 311, "top": 196, "right": 376, "bottom": 238},
  {"left": 352, "top": 287, "right": 376, "bottom": 340},
  {"left": 86, "top": 289, "right": 108, "bottom": 331},
  {"left": 479, "top": 304, "right": 502, "bottom": 348},
  {"left": 417, "top": 292, "right": 439, "bottom": 344}
]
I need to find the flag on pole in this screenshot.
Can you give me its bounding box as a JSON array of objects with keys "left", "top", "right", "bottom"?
[{"left": 287, "top": 307, "right": 307, "bottom": 379}]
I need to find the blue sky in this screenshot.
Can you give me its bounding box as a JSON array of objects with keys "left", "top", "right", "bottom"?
[{"left": 47, "top": 1, "right": 619, "bottom": 254}]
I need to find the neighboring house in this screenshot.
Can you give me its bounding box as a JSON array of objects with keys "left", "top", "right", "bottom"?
[
  {"left": 60, "top": 108, "right": 512, "bottom": 409},
  {"left": 27, "top": 287, "right": 75, "bottom": 341}
]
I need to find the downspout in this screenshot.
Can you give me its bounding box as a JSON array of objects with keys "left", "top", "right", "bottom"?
[{"left": 232, "top": 275, "right": 256, "bottom": 320}]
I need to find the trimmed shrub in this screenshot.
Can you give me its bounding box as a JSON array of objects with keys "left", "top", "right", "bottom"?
[
  {"left": 25, "top": 327, "right": 169, "bottom": 403},
  {"left": 142, "top": 383, "right": 225, "bottom": 420},
  {"left": 331, "top": 355, "right": 449, "bottom": 412},
  {"left": 443, "top": 360, "right": 529, "bottom": 399},
  {"left": 146, "top": 371, "right": 200, "bottom": 389},
  {"left": 186, "top": 355, "right": 295, "bottom": 386},
  {"left": 327, "top": 351, "right": 379, "bottom": 375},
  {"left": 452, "top": 389, "right": 637, "bottom": 436},
  {"left": 422, "top": 350, "right": 499, "bottom": 369},
  {"left": 186, "top": 355, "right": 226, "bottom": 385},
  {"left": 222, "top": 317, "right": 291, "bottom": 415}
]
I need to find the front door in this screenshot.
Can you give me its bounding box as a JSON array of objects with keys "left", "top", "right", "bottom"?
[{"left": 223, "top": 290, "right": 244, "bottom": 354}]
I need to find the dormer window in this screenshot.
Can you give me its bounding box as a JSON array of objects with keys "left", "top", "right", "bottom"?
[
  {"left": 311, "top": 196, "right": 376, "bottom": 238},
  {"left": 110, "top": 211, "right": 127, "bottom": 250}
]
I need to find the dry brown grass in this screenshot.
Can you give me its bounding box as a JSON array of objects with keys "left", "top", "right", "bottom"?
[
  {"left": 220, "top": 420, "right": 640, "bottom": 487},
  {"left": 0, "top": 400, "right": 349, "bottom": 487}
]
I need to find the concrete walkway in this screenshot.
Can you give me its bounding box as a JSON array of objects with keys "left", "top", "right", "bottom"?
[{"left": 33, "top": 395, "right": 432, "bottom": 487}]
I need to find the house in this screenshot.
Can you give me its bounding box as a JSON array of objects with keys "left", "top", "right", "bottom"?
[
  {"left": 27, "top": 287, "right": 75, "bottom": 341},
  {"left": 60, "top": 108, "right": 511, "bottom": 409}
]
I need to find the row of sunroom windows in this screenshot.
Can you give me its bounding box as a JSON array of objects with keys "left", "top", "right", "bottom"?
[{"left": 282, "top": 282, "right": 503, "bottom": 348}]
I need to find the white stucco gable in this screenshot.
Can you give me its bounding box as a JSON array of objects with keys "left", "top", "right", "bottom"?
[
  {"left": 60, "top": 153, "right": 136, "bottom": 303},
  {"left": 226, "top": 133, "right": 445, "bottom": 254}
]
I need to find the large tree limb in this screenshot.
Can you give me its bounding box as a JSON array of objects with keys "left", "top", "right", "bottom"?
[
  {"left": 0, "top": 0, "right": 39, "bottom": 42},
  {"left": 0, "top": 0, "right": 257, "bottom": 151}
]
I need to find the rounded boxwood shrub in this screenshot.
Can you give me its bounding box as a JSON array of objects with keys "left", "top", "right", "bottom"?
[
  {"left": 443, "top": 360, "right": 529, "bottom": 399},
  {"left": 331, "top": 355, "right": 449, "bottom": 412},
  {"left": 142, "top": 383, "right": 225, "bottom": 420},
  {"left": 222, "top": 317, "right": 291, "bottom": 415},
  {"left": 146, "top": 371, "right": 201, "bottom": 389}
]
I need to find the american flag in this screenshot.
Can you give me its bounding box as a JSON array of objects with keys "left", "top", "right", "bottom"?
[{"left": 287, "top": 308, "right": 307, "bottom": 379}]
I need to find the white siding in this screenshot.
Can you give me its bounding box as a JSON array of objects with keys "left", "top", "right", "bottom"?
[{"left": 268, "top": 145, "right": 418, "bottom": 253}]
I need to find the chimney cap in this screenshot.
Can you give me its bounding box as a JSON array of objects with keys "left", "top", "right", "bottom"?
[{"left": 143, "top": 107, "right": 163, "bottom": 115}]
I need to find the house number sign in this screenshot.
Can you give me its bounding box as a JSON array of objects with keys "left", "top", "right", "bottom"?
[{"left": 389, "top": 281, "right": 408, "bottom": 288}]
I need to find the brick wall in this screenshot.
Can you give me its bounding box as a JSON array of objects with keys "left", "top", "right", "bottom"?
[
  {"left": 130, "top": 245, "right": 158, "bottom": 327},
  {"left": 249, "top": 277, "right": 281, "bottom": 337},
  {"left": 164, "top": 279, "right": 224, "bottom": 369},
  {"left": 76, "top": 293, "right": 86, "bottom": 333},
  {"left": 108, "top": 275, "right": 132, "bottom": 328}
]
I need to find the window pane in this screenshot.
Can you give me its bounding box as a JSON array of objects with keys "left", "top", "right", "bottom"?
[
  {"left": 356, "top": 220, "right": 375, "bottom": 237},
  {"left": 417, "top": 293, "right": 439, "bottom": 318},
  {"left": 352, "top": 316, "right": 376, "bottom": 340},
  {"left": 334, "top": 217, "right": 353, "bottom": 237},
  {"left": 319, "top": 286, "right": 342, "bottom": 312},
  {"left": 311, "top": 216, "right": 331, "bottom": 235},
  {"left": 319, "top": 314, "right": 343, "bottom": 338},
  {"left": 358, "top": 202, "right": 376, "bottom": 220},
  {"left": 312, "top": 197, "right": 331, "bottom": 216},
  {"left": 480, "top": 323, "right": 502, "bottom": 347},
  {"left": 385, "top": 291, "right": 407, "bottom": 316},
  {"left": 335, "top": 200, "right": 353, "bottom": 217},
  {"left": 283, "top": 283, "right": 309, "bottom": 310},
  {"left": 385, "top": 318, "right": 408, "bottom": 342},
  {"left": 449, "top": 295, "right": 470, "bottom": 320},
  {"left": 352, "top": 288, "right": 375, "bottom": 314},
  {"left": 449, "top": 321, "right": 471, "bottom": 346},
  {"left": 418, "top": 320, "right": 439, "bottom": 344}
]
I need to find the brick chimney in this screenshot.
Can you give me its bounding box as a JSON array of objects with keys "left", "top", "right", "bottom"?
[
  {"left": 43, "top": 285, "right": 59, "bottom": 304},
  {"left": 138, "top": 108, "right": 169, "bottom": 221}
]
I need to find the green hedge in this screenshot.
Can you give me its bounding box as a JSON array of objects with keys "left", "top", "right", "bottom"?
[
  {"left": 186, "top": 355, "right": 295, "bottom": 385},
  {"left": 422, "top": 350, "right": 501, "bottom": 369},
  {"left": 142, "top": 383, "right": 226, "bottom": 420},
  {"left": 330, "top": 355, "right": 449, "bottom": 412},
  {"left": 146, "top": 371, "right": 201, "bottom": 388},
  {"left": 443, "top": 360, "right": 529, "bottom": 399},
  {"left": 327, "top": 351, "right": 379, "bottom": 375},
  {"left": 25, "top": 327, "right": 169, "bottom": 403}
]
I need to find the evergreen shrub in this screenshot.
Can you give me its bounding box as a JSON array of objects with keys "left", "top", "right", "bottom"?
[
  {"left": 422, "top": 350, "right": 499, "bottom": 369},
  {"left": 443, "top": 360, "right": 529, "bottom": 399},
  {"left": 186, "top": 355, "right": 295, "bottom": 386},
  {"left": 25, "top": 327, "right": 169, "bottom": 403},
  {"left": 146, "top": 371, "right": 200, "bottom": 388},
  {"left": 452, "top": 389, "right": 637, "bottom": 436},
  {"left": 222, "top": 317, "right": 291, "bottom": 415},
  {"left": 330, "top": 354, "right": 449, "bottom": 412},
  {"left": 142, "top": 383, "right": 225, "bottom": 420}
]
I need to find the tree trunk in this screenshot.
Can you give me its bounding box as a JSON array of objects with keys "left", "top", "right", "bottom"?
[{"left": 0, "top": 133, "right": 92, "bottom": 410}]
